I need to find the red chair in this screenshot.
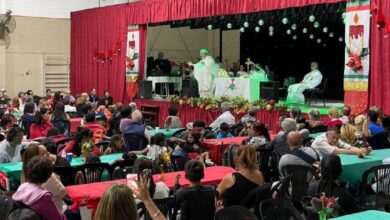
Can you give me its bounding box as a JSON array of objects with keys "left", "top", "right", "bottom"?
[{"left": 70, "top": 118, "right": 83, "bottom": 136}]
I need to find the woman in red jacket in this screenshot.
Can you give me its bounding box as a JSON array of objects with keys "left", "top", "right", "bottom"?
[{"left": 29, "top": 107, "right": 53, "bottom": 139}]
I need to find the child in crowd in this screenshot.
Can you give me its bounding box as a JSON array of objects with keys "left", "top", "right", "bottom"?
[
  {"left": 172, "top": 131, "right": 214, "bottom": 166},
  {"left": 216, "top": 122, "right": 234, "bottom": 139},
  {"left": 131, "top": 133, "right": 170, "bottom": 160},
  {"left": 103, "top": 134, "right": 124, "bottom": 155}
]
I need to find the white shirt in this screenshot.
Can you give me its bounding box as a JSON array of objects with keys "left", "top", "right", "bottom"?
[
  {"left": 146, "top": 145, "right": 168, "bottom": 160},
  {"left": 0, "top": 141, "right": 23, "bottom": 164},
  {"left": 301, "top": 69, "right": 323, "bottom": 89},
  {"left": 154, "top": 182, "right": 170, "bottom": 199},
  {"left": 64, "top": 105, "right": 77, "bottom": 113},
  {"left": 236, "top": 71, "right": 246, "bottom": 77},
  {"left": 209, "top": 111, "right": 236, "bottom": 131},
  {"left": 311, "top": 134, "right": 351, "bottom": 156}
]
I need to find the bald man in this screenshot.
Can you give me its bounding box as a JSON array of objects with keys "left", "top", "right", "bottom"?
[
  {"left": 286, "top": 62, "right": 323, "bottom": 104},
  {"left": 278, "top": 131, "right": 320, "bottom": 175}
]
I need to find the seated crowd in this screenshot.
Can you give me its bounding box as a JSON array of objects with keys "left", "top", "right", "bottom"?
[{"left": 0, "top": 87, "right": 389, "bottom": 219}]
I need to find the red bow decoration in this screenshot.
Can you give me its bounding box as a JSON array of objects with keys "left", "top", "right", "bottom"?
[
  {"left": 346, "top": 53, "right": 363, "bottom": 71},
  {"left": 94, "top": 28, "right": 127, "bottom": 63}
]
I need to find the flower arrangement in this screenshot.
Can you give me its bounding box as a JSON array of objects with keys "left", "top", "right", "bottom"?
[
  {"left": 81, "top": 142, "right": 92, "bottom": 156},
  {"left": 307, "top": 193, "right": 337, "bottom": 220},
  {"left": 217, "top": 69, "right": 230, "bottom": 78},
  {"left": 167, "top": 96, "right": 287, "bottom": 114}
]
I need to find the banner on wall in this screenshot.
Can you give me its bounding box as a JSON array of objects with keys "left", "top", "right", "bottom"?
[
  {"left": 344, "top": 0, "right": 370, "bottom": 115},
  {"left": 126, "top": 25, "right": 140, "bottom": 100}
]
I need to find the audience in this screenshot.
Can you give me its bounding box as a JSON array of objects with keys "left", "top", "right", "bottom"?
[
  {"left": 131, "top": 133, "right": 169, "bottom": 160},
  {"left": 0, "top": 114, "right": 14, "bottom": 140},
  {"left": 81, "top": 111, "right": 107, "bottom": 135},
  {"left": 122, "top": 110, "right": 149, "bottom": 152},
  {"left": 88, "top": 88, "right": 98, "bottom": 104},
  {"left": 305, "top": 109, "right": 327, "bottom": 133},
  {"left": 50, "top": 102, "right": 70, "bottom": 136},
  {"left": 240, "top": 106, "right": 257, "bottom": 125},
  {"left": 209, "top": 102, "right": 235, "bottom": 131},
  {"left": 367, "top": 109, "right": 385, "bottom": 135},
  {"left": 103, "top": 134, "right": 124, "bottom": 155},
  {"left": 59, "top": 127, "right": 101, "bottom": 157},
  {"left": 327, "top": 108, "right": 343, "bottom": 128},
  {"left": 29, "top": 108, "right": 53, "bottom": 139},
  {"left": 12, "top": 156, "right": 67, "bottom": 220},
  {"left": 311, "top": 127, "right": 371, "bottom": 156},
  {"left": 20, "top": 144, "right": 66, "bottom": 211},
  {"left": 341, "top": 105, "right": 352, "bottom": 124},
  {"left": 278, "top": 131, "right": 319, "bottom": 174},
  {"left": 216, "top": 122, "right": 234, "bottom": 139},
  {"left": 119, "top": 106, "right": 133, "bottom": 133},
  {"left": 0, "top": 127, "right": 24, "bottom": 163},
  {"left": 290, "top": 107, "right": 306, "bottom": 124},
  {"left": 164, "top": 105, "right": 182, "bottom": 129},
  {"left": 217, "top": 145, "right": 264, "bottom": 207},
  {"left": 354, "top": 115, "right": 369, "bottom": 139},
  {"left": 133, "top": 157, "right": 169, "bottom": 199},
  {"left": 21, "top": 102, "right": 35, "bottom": 138},
  {"left": 268, "top": 118, "right": 297, "bottom": 156},
  {"left": 174, "top": 160, "right": 217, "bottom": 220},
  {"left": 98, "top": 90, "right": 113, "bottom": 107},
  {"left": 246, "top": 121, "right": 271, "bottom": 149}
]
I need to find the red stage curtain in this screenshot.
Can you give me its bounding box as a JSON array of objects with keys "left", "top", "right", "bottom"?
[
  {"left": 70, "top": 5, "right": 128, "bottom": 102},
  {"left": 71, "top": 0, "right": 345, "bottom": 102},
  {"left": 370, "top": 0, "right": 390, "bottom": 114}
]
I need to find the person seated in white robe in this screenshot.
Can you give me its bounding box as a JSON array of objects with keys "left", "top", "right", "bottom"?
[{"left": 286, "top": 62, "right": 323, "bottom": 104}]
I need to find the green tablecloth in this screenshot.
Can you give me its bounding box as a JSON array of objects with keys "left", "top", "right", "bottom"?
[
  {"left": 146, "top": 128, "right": 182, "bottom": 138},
  {"left": 0, "top": 153, "right": 128, "bottom": 181},
  {"left": 331, "top": 210, "right": 390, "bottom": 220},
  {"left": 309, "top": 132, "right": 324, "bottom": 139},
  {"left": 339, "top": 149, "right": 390, "bottom": 186}
]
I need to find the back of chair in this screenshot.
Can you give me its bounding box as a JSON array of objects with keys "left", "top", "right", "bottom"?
[
  {"left": 110, "top": 158, "right": 136, "bottom": 180},
  {"left": 240, "top": 183, "right": 272, "bottom": 218},
  {"left": 368, "top": 132, "right": 390, "bottom": 150},
  {"left": 51, "top": 119, "right": 71, "bottom": 137},
  {"left": 256, "top": 148, "right": 279, "bottom": 182},
  {"left": 53, "top": 166, "right": 76, "bottom": 186},
  {"left": 138, "top": 197, "right": 175, "bottom": 220},
  {"left": 75, "top": 162, "right": 111, "bottom": 184},
  {"left": 281, "top": 165, "right": 315, "bottom": 202},
  {"left": 360, "top": 164, "right": 390, "bottom": 199},
  {"left": 123, "top": 133, "right": 148, "bottom": 152},
  {"left": 260, "top": 199, "right": 303, "bottom": 220}
]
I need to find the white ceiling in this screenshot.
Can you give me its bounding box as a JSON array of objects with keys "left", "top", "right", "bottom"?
[{"left": 0, "top": 0, "right": 136, "bottom": 19}]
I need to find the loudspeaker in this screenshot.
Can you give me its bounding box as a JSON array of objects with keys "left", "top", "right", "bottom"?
[
  {"left": 182, "top": 80, "right": 199, "bottom": 97},
  {"left": 137, "top": 81, "right": 153, "bottom": 99},
  {"left": 260, "top": 81, "right": 280, "bottom": 102}
]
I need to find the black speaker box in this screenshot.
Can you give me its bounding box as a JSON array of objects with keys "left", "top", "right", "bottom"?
[
  {"left": 260, "top": 81, "right": 280, "bottom": 102},
  {"left": 137, "top": 80, "right": 153, "bottom": 99},
  {"left": 182, "top": 80, "right": 199, "bottom": 97}
]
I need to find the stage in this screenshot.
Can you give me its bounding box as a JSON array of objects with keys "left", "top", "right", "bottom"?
[{"left": 134, "top": 97, "right": 337, "bottom": 132}]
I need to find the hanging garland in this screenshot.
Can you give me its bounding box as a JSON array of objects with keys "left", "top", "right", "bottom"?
[
  {"left": 371, "top": 2, "right": 390, "bottom": 37},
  {"left": 93, "top": 29, "right": 127, "bottom": 64}
]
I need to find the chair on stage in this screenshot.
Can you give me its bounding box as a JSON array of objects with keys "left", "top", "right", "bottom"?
[
  {"left": 305, "top": 78, "right": 328, "bottom": 107},
  {"left": 279, "top": 77, "right": 295, "bottom": 99}
]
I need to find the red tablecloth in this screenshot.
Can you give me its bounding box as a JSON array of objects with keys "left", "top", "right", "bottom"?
[
  {"left": 66, "top": 166, "right": 234, "bottom": 212},
  {"left": 202, "top": 137, "right": 249, "bottom": 165},
  {"left": 70, "top": 118, "right": 83, "bottom": 135}
]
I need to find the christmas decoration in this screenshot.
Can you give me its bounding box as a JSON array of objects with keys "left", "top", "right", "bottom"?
[
  {"left": 94, "top": 29, "right": 126, "bottom": 63},
  {"left": 314, "top": 21, "right": 320, "bottom": 28},
  {"left": 227, "top": 23, "right": 232, "bottom": 29},
  {"left": 286, "top": 29, "right": 292, "bottom": 35},
  {"left": 207, "top": 24, "right": 213, "bottom": 30},
  {"left": 329, "top": 32, "right": 335, "bottom": 38},
  {"left": 268, "top": 26, "right": 274, "bottom": 32},
  {"left": 240, "top": 27, "right": 245, "bottom": 33},
  {"left": 255, "top": 26, "right": 260, "bottom": 32},
  {"left": 282, "top": 17, "right": 289, "bottom": 24},
  {"left": 258, "top": 19, "right": 264, "bottom": 26},
  {"left": 309, "top": 15, "right": 316, "bottom": 22},
  {"left": 291, "top": 24, "right": 297, "bottom": 30},
  {"left": 302, "top": 28, "right": 308, "bottom": 34},
  {"left": 293, "top": 35, "right": 297, "bottom": 40},
  {"left": 323, "top": 27, "right": 328, "bottom": 33},
  {"left": 244, "top": 21, "right": 249, "bottom": 28}
]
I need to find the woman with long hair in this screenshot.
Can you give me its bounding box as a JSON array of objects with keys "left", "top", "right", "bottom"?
[
  {"left": 217, "top": 145, "right": 264, "bottom": 207},
  {"left": 133, "top": 157, "right": 169, "bottom": 199},
  {"left": 21, "top": 144, "right": 66, "bottom": 211},
  {"left": 29, "top": 107, "right": 53, "bottom": 139},
  {"left": 50, "top": 102, "right": 70, "bottom": 136},
  {"left": 246, "top": 121, "right": 271, "bottom": 149},
  {"left": 59, "top": 127, "right": 101, "bottom": 157}
]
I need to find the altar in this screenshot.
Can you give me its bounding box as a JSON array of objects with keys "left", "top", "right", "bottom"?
[{"left": 214, "top": 77, "right": 268, "bottom": 101}]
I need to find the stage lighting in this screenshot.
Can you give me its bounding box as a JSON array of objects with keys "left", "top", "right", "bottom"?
[
  {"left": 291, "top": 24, "right": 297, "bottom": 30},
  {"left": 286, "top": 29, "right": 292, "bottom": 35},
  {"left": 317, "top": 39, "right": 322, "bottom": 44},
  {"left": 323, "top": 27, "right": 328, "bottom": 33},
  {"left": 269, "top": 31, "right": 274, "bottom": 36},
  {"left": 329, "top": 32, "right": 334, "bottom": 38},
  {"left": 314, "top": 21, "right": 320, "bottom": 28},
  {"left": 207, "top": 24, "right": 213, "bottom": 30},
  {"left": 309, "top": 15, "right": 315, "bottom": 22},
  {"left": 269, "top": 26, "right": 274, "bottom": 32},
  {"left": 255, "top": 26, "right": 260, "bottom": 32},
  {"left": 309, "top": 34, "right": 314, "bottom": 39},
  {"left": 227, "top": 23, "right": 232, "bottom": 29},
  {"left": 338, "top": 37, "right": 343, "bottom": 42},
  {"left": 293, "top": 35, "right": 297, "bottom": 40},
  {"left": 240, "top": 27, "right": 245, "bottom": 33},
  {"left": 302, "top": 28, "right": 308, "bottom": 34},
  {"left": 282, "top": 17, "right": 289, "bottom": 25},
  {"left": 244, "top": 22, "right": 249, "bottom": 28},
  {"left": 258, "top": 19, "right": 264, "bottom": 26}
]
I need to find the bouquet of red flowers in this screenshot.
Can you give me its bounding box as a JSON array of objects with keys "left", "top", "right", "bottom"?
[{"left": 309, "top": 193, "right": 336, "bottom": 220}]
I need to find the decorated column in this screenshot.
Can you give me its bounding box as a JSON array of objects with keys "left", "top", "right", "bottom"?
[
  {"left": 344, "top": 0, "right": 370, "bottom": 115},
  {"left": 125, "top": 25, "right": 140, "bottom": 101}
]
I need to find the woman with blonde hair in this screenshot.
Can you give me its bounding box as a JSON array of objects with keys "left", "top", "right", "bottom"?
[
  {"left": 355, "top": 115, "right": 370, "bottom": 138},
  {"left": 217, "top": 145, "right": 264, "bottom": 207}
]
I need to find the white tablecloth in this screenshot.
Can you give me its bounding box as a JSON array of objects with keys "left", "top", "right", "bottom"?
[
  {"left": 146, "top": 76, "right": 182, "bottom": 91},
  {"left": 214, "top": 77, "right": 268, "bottom": 101}
]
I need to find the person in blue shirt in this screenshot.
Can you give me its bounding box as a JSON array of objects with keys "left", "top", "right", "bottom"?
[
  {"left": 367, "top": 109, "right": 385, "bottom": 135},
  {"left": 216, "top": 122, "right": 234, "bottom": 139}
]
